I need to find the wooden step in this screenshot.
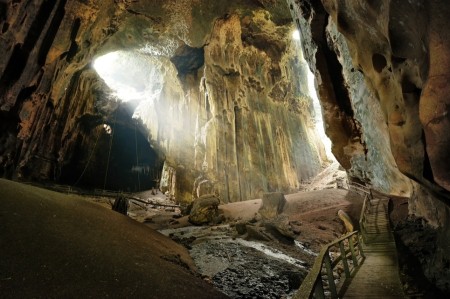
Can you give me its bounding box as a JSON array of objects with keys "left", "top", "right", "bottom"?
[
  {"left": 363, "top": 244, "right": 397, "bottom": 252},
  {"left": 364, "top": 229, "right": 390, "bottom": 235},
  {"left": 367, "top": 215, "right": 388, "bottom": 219},
  {"left": 366, "top": 209, "right": 388, "bottom": 216},
  {"left": 366, "top": 212, "right": 388, "bottom": 217},
  {"left": 364, "top": 217, "right": 390, "bottom": 223},
  {"left": 364, "top": 225, "right": 390, "bottom": 228},
  {"left": 363, "top": 224, "right": 390, "bottom": 228},
  {"left": 364, "top": 219, "right": 389, "bottom": 223},
  {"left": 364, "top": 222, "right": 390, "bottom": 228}
]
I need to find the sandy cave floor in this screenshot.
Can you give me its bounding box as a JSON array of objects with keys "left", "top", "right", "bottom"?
[{"left": 0, "top": 179, "right": 228, "bottom": 299}]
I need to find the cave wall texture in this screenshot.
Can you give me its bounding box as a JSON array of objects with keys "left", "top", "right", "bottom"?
[
  {"left": 0, "top": 0, "right": 327, "bottom": 202},
  {"left": 1, "top": 0, "right": 450, "bottom": 293},
  {"left": 287, "top": 0, "right": 450, "bottom": 293}
]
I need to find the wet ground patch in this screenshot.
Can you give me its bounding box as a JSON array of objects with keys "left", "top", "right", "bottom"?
[{"left": 160, "top": 225, "right": 314, "bottom": 299}]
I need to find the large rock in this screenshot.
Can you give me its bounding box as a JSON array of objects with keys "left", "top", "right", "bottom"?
[
  {"left": 258, "top": 192, "right": 286, "bottom": 220},
  {"left": 0, "top": 179, "right": 228, "bottom": 299},
  {"left": 264, "top": 215, "right": 297, "bottom": 244},
  {"left": 188, "top": 194, "right": 220, "bottom": 225}
]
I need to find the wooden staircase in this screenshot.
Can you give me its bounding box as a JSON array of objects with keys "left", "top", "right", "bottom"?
[
  {"left": 361, "top": 196, "right": 394, "bottom": 245},
  {"left": 293, "top": 186, "right": 407, "bottom": 298},
  {"left": 341, "top": 191, "right": 406, "bottom": 298}
]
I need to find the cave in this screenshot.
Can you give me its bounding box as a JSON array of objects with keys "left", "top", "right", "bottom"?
[{"left": 1, "top": 0, "right": 450, "bottom": 298}]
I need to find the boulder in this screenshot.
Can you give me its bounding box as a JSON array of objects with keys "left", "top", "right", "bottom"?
[
  {"left": 235, "top": 222, "right": 247, "bottom": 235},
  {"left": 245, "top": 225, "right": 273, "bottom": 242},
  {"left": 258, "top": 192, "right": 286, "bottom": 220},
  {"left": 264, "top": 216, "right": 297, "bottom": 244},
  {"left": 188, "top": 195, "right": 220, "bottom": 225},
  {"left": 112, "top": 196, "right": 129, "bottom": 215}
]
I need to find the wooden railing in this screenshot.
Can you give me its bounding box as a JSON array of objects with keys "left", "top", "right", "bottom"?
[
  {"left": 358, "top": 191, "right": 373, "bottom": 243},
  {"left": 347, "top": 182, "right": 371, "bottom": 196},
  {"left": 293, "top": 231, "right": 365, "bottom": 299}
]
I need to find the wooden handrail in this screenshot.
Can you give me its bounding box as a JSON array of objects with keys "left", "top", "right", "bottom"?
[
  {"left": 358, "top": 189, "right": 375, "bottom": 243},
  {"left": 349, "top": 182, "right": 370, "bottom": 191},
  {"left": 359, "top": 193, "right": 369, "bottom": 225},
  {"left": 347, "top": 182, "right": 372, "bottom": 197},
  {"left": 293, "top": 231, "right": 365, "bottom": 299},
  {"left": 359, "top": 193, "right": 369, "bottom": 242}
]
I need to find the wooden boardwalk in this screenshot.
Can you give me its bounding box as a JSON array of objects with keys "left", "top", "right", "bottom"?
[{"left": 340, "top": 196, "right": 406, "bottom": 298}]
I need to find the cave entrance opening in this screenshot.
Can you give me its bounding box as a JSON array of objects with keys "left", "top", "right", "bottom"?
[
  {"left": 307, "top": 64, "right": 334, "bottom": 162},
  {"left": 292, "top": 29, "right": 334, "bottom": 162},
  {"left": 91, "top": 50, "right": 165, "bottom": 192},
  {"left": 93, "top": 50, "right": 163, "bottom": 104},
  {"left": 60, "top": 118, "right": 164, "bottom": 192}
]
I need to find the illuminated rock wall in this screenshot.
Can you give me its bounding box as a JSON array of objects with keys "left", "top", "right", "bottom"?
[
  {"left": 197, "top": 12, "right": 325, "bottom": 202},
  {"left": 138, "top": 8, "right": 327, "bottom": 202}
]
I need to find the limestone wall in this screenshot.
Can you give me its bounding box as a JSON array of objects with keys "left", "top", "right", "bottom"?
[{"left": 0, "top": 0, "right": 325, "bottom": 202}]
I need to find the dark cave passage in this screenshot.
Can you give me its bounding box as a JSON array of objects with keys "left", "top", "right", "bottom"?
[
  {"left": 99, "top": 121, "right": 163, "bottom": 192},
  {"left": 60, "top": 117, "right": 163, "bottom": 192}
]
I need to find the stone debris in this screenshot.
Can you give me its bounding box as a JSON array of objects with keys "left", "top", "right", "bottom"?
[
  {"left": 188, "top": 194, "right": 221, "bottom": 225},
  {"left": 258, "top": 192, "right": 287, "bottom": 220}
]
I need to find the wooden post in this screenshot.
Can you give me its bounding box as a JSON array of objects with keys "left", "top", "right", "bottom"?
[
  {"left": 339, "top": 241, "right": 351, "bottom": 278},
  {"left": 349, "top": 236, "right": 359, "bottom": 267},
  {"left": 313, "top": 277, "right": 326, "bottom": 299},
  {"left": 324, "top": 250, "right": 338, "bottom": 298},
  {"left": 357, "top": 233, "right": 365, "bottom": 258},
  {"left": 360, "top": 220, "right": 367, "bottom": 244}
]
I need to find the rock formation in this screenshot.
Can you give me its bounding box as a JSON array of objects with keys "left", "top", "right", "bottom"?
[
  {"left": 188, "top": 194, "right": 221, "bottom": 225},
  {"left": 288, "top": 0, "right": 450, "bottom": 293},
  {"left": 0, "top": 0, "right": 326, "bottom": 203},
  {"left": 1, "top": 0, "right": 450, "bottom": 295},
  {"left": 258, "top": 192, "right": 287, "bottom": 220}
]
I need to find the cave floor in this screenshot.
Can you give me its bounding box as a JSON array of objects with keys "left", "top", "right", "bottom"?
[
  {"left": 143, "top": 188, "right": 364, "bottom": 298},
  {"left": 0, "top": 177, "right": 365, "bottom": 299},
  {"left": 0, "top": 179, "right": 228, "bottom": 299}
]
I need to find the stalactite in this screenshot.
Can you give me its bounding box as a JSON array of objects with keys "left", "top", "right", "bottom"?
[{"left": 38, "top": 0, "right": 67, "bottom": 65}]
